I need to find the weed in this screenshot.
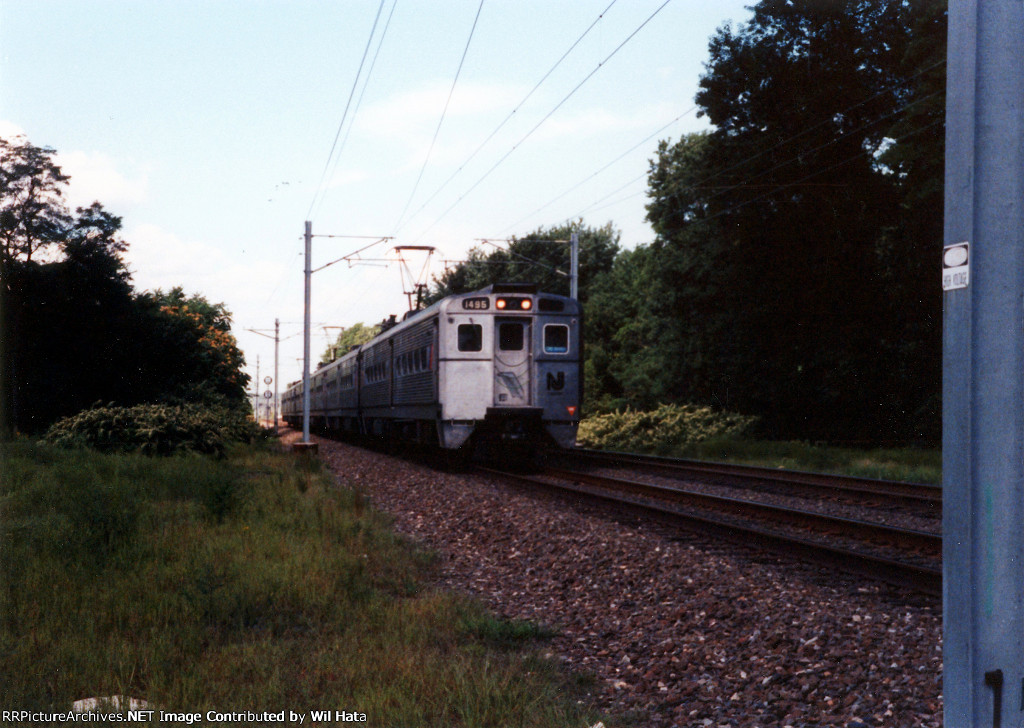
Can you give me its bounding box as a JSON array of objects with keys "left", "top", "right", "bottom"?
[{"left": 1, "top": 442, "right": 611, "bottom": 726}]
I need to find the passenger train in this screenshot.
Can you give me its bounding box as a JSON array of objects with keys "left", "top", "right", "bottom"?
[{"left": 281, "top": 283, "right": 581, "bottom": 452}]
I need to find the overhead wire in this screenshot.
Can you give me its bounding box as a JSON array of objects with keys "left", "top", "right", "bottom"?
[
  {"left": 392, "top": 0, "right": 486, "bottom": 233},
  {"left": 497, "top": 105, "right": 697, "bottom": 235},
  {"left": 393, "top": 0, "right": 620, "bottom": 235},
  {"left": 306, "top": 0, "right": 389, "bottom": 221},
  {"left": 475, "top": 99, "right": 944, "bottom": 285},
  {"left": 408, "top": 0, "right": 675, "bottom": 245},
  {"left": 644, "top": 86, "right": 946, "bottom": 226},
  {"left": 546, "top": 60, "right": 946, "bottom": 231},
  {"left": 316, "top": 0, "right": 400, "bottom": 220},
  {"left": 444, "top": 56, "right": 945, "bottom": 291},
  {"left": 682, "top": 116, "right": 946, "bottom": 232},
  {"left": 651, "top": 58, "right": 948, "bottom": 209}
]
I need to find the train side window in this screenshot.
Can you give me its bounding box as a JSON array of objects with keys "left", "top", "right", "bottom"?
[
  {"left": 499, "top": 322, "right": 524, "bottom": 351},
  {"left": 543, "top": 324, "right": 569, "bottom": 354},
  {"left": 458, "top": 324, "right": 482, "bottom": 352}
]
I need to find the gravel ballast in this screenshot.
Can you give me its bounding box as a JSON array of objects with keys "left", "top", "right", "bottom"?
[{"left": 292, "top": 432, "right": 942, "bottom": 727}]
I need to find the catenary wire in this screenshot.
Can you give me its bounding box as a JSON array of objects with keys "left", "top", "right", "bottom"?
[
  {"left": 306, "top": 0, "right": 388, "bottom": 221},
  {"left": 455, "top": 63, "right": 944, "bottom": 283},
  {"left": 560, "top": 69, "right": 944, "bottom": 227},
  {"left": 407, "top": 0, "right": 675, "bottom": 245},
  {"left": 316, "top": 0, "right": 400, "bottom": 220},
  {"left": 392, "top": 0, "right": 486, "bottom": 233},
  {"left": 497, "top": 105, "right": 697, "bottom": 235},
  {"left": 393, "top": 0, "right": 619, "bottom": 235},
  {"left": 652, "top": 59, "right": 947, "bottom": 208},
  {"left": 644, "top": 87, "right": 946, "bottom": 225},
  {"left": 676, "top": 116, "right": 946, "bottom": 233}
]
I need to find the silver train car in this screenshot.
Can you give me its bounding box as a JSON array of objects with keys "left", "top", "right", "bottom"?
[{"left": 281, "top": 284, "right": 581, "bottom": 451}]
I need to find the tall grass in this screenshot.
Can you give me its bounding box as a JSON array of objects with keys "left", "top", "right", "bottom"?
[
  {"left": 1, "top": 441, "right": 607, "bottom": 727},
  {"left": 678, "top": 437, "right": 941, "bottom": 484},
  {"left": 577, "top": 404, "right": 940, "bottom": 484}
]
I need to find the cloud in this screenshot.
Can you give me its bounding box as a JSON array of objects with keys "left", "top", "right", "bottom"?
[
  {"left": 56, "top": 150, "right": 149, "bottom": 210},
  {"left": 357, "top": 80, "right": 526, "bottom": 143},
  {"left": 0, "top": 120, "right": 28, "bottom": 139},
  {"left": 124, "top": 224, "right": 227, "bottom": 294},
  {"left": 124, "top": 223, "right": 299, "bottom": 326},
  {"left": 526, "top": 106, "right": 653, "bottom": 143}
]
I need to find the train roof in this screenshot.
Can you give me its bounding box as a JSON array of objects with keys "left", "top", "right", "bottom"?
[{"left": 309, "top": 285, "right": 579, "bottom": 376}]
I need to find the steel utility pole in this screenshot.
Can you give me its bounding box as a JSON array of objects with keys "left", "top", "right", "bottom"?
[
  {"left": 295, "top": 225, "right": 392, "bottom": 453},
  {"left": 246, "top": 319, "right": 281, "bottom": 436},
  {"left": 943, "top": 1, "right": 1024, "bottom": 726},
  {"left": 570, "top": 232, "right": 579, "bottom": 300},
  {"left": 273, "top": 318, "right": 279, "bottom": 434},
  {"left": 255, "top": 355, "right": 261, "bottom": 424},
  {"left": 301, "top": 221, "right": 313, "bottom": 448}
]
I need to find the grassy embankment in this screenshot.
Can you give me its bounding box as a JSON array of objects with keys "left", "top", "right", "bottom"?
[
  {"left": 577, "top": 404, "right": 941, "bottom": 485},
  {"left": 1, "top": 440, "right": 608, "bottom": 727}
]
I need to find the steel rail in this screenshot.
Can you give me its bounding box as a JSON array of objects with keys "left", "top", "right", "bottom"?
[
  {"left": 542, "top": 466, "right": 940, "bottom": 554},
  {"left": 568, "top": 448, "right": 942, "bottom": 508},
  {"left": 473, "top": 465, "right": 941, "bottom": 596}
]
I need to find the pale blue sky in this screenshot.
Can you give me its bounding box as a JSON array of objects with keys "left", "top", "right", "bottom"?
[{"left": 1, "top": 0, "right": 752, "bottom": 390}]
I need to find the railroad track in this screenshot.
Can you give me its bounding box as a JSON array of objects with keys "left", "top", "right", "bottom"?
[
  {"left": 567, "top": 447, "right": 942, "bottom": 511},
  {"left": 475, "top": 462, "right": 942, "bottom": 596}
]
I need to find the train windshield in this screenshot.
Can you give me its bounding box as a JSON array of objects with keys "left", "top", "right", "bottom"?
[
  {"left": 458, "top": 324, "right": 482, "bottom": 352},
  {"left": 498, "top": 322, "right": 525, "bottom": 351}
]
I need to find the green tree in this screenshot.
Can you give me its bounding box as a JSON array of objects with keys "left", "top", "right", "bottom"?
[
  {"left": 1, "top": 138, "right": 130, "bottom": 436},
  {"left": 0, "top": 136, "right": 71, "bottom": 264},
  {"left": 427, "top": 220, "right": 620, "bottom": 304},
  {"left": 320, "top": 322, "right": 380, "bottom": 364},
  {"left": 6, "top": 203, "right": 138, "bottom": 432},
  {"left": 0, "top": 135, "right": 252, "bottom": 434},
  {"left": 139, "top": 287, "right": 250, "bottom": 407},
  {"left": 645, "top": 0, "right": 945, "bottom": 442},
  {"left": 1, "top": 137, "right": 70, "bottom": 437},
  {"left": 582, "top": 245, "right": 668, "bottom": 412}
]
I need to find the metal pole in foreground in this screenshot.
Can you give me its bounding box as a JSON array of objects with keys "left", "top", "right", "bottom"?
[
  {"left": 943, "top": 2, "right": 1024, "bottom": 726},
  {"left": 302, "top": 220, "right": 312, "bottom": 445}
]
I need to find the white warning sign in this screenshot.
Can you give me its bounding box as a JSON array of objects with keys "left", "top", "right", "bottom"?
[{"left": 943, "top": 242, "right": 969, "bottom": 291}]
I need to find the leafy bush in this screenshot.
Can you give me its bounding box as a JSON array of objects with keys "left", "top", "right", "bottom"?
[
  {"left": 576, "top": 403, "right": 757, "bottom": 454},
  {"left": 43, "top": 403, "right": 261, "bottom": 455}
]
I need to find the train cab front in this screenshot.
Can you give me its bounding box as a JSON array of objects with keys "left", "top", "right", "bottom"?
[{"left": 440, "top": 283, "right": 581, "bottom": 459}]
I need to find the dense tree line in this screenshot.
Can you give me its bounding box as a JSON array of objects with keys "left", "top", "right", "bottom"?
[
  {"left": 0, "top": 136, "right": 249, "bottom": 437},
  {"left": 435, "top": 0, "right": 945, "bottom": 444}
]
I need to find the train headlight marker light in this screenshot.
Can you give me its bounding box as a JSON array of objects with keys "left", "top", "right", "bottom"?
[
  {"left": 521, "top": 299, "right": 532, "bottom": 310},
  {"left": 496, "top": 299, "right": 507, "bottom": 309}
]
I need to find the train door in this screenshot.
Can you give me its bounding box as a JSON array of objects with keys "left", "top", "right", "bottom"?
[{"left": 493, "top": 317, "right": 532, "bottom": 407}]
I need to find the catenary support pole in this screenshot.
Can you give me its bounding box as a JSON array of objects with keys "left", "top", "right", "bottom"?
[
  {"left": 274, "top": 317, "right": 279, "bottom": 436},
  {"left": 302, "top": 221, "right": 312, "bottom": 444},
  {"left": 943, "top": 1, "right": 1024, "bottom": 726},
  {"left": 570, "top": 231, "right": 579, "bottom": 300}
]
